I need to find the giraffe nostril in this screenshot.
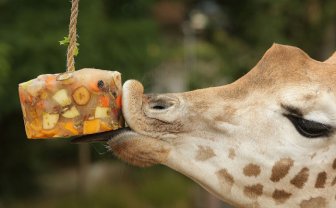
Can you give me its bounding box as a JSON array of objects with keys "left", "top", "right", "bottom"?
[
  {"left": 145, "top": 94, "right": 178, "bottom": 112},
  {"left": 149, "top": 101, "right": 173, "bottom": 110},
  {"left": 152, "top": 104, "right": 166, "bottom": 110}
]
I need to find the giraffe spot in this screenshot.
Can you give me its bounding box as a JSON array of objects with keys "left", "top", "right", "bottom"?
[
  {"left": 243, "top": 163, "right": 261, "bottom": 177},
  {"left": 243, "top": 183, "right": 263, "bottom": 199},
  {"left": 315, "top": 171, "right": 327, "bottom": 188},
  {"left": 270, "top": 158, "right": 294, "bottom": 182},
  {"left": 216, "top": 168, "right": 234, "bottom": 192},
  {"left": 332, "top": 158, "right": 336, "bottom": 169},
  {"left": 195, "top": 145, "right": 216, "bottom": 161},
  {"left": 299, "top": 196, "right": 327, "bottom": 208},
  {"left": 228, "top": 148, "right": 236, "bottom": 160},
  {"left": 272, "top": 189, "right": 292, "bottom": 204},
  {"left": 331, "top": 176, "right": 336, "bottom": 186},
  {"left": 290, "top": 167, "right": 309, "bottom": 189}
]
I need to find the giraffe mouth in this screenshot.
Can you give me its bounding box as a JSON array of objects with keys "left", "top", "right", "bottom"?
[
  {"left": 71, "top": 127, "right": 134, "bottom": 143},
  {"left": 71, "top": 79, "right": 172, "bottom": 144}
]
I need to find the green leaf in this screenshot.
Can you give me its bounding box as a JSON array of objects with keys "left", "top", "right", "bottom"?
[
  {"left": 59, "top": 36, "right": 69, "bottom": 45},
  {"left": 74, "top": 46, "right": 79, "bottom": 56},
  {"left": 59, "top": 36, "right": 80, "bottom": 56}
]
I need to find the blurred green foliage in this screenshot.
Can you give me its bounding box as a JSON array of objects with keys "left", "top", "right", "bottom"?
[{"left": 0, "top": 0, "right": 335, "bottom": 207}]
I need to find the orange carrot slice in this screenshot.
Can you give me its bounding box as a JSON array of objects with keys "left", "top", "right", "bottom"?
[
  {"left": 116, "top": 95, "right": 122, "bottom": 109},
  {"left": 100, "top": 95, "right": 110, "bottom": 107},
  {"left": 40, "top": 128, "right": 58, "bottom": 137},
  {"left": 83, "top": 119, "right": 100, "bottom": 134},
  {"left": 64, "top": 122, "right": 79, "bottom": 135},
  {"left": 45, "top": 75, "right": 56, "bottom": 91}
]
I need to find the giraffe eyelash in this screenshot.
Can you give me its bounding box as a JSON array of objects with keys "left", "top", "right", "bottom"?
[{"left": 284, "top": 114, "right": 333, "bottom": 138}]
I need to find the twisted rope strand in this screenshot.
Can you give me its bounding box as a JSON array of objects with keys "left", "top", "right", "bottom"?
[{"left": 66, "top": 0, "right": 79, "bottom": 73}]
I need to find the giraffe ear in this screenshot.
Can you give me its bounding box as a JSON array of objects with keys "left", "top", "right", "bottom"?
[
  {"left": 256, "top": 43, "right": 310, "bottom": 70},
  {"left": 324, "top": 51, "right": 336, "bottom": 64}
]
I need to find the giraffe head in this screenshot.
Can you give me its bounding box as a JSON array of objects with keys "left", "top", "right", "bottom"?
[{"left": 74, "top": 44, "right": 336, "bottom": 208}]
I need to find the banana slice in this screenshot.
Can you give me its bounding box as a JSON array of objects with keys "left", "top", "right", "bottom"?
[{"left": 72, "top": 86, "right": 90, "bottom": 105}]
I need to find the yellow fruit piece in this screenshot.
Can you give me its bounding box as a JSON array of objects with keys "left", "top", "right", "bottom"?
[
  {"left": 83, "top": 119, "right": 100, "bottom": 134},
  {"left": 42, "top": 112, "right": 59, "bottom": 130},
  {"left": 72, "top": 86, "right": 91, "bottom": 105},
  {"left": 62, "top": 106, "right": 80, "bottom": 118},
  {"left": 95, "top": 106, "right": 110, "bottom": 118},
  {"left": 53, "top": 89, "right": 72, "bottom": 106},
  {"left": 64, "top": 122, "right": 79, "bottom": 135}
]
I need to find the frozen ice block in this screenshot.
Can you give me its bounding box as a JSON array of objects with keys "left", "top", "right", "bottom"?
[{"left": 18, "top": 68, "right": 123, "bottom": 139}]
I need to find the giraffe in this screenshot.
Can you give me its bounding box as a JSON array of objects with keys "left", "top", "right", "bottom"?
[{"left": 73, "top": 44, "right": 336, "bottom": 208}]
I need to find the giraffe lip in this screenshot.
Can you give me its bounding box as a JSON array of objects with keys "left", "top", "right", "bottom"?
[{"left": 71, "top": 127, "right": 133, "bottom": 143}]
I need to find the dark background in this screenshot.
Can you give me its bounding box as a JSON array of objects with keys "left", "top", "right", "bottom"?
[{"left": 0, "top": 0, "right": 335, "bottom": 207}]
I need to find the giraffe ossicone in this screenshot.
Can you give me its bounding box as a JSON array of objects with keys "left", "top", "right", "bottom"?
[{"left": 77, "top": 44, "right": 336, "bottom": 208}]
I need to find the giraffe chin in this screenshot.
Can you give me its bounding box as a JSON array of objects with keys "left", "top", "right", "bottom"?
[
  {"left": 72, "top": 126, "right": 171, "bottom": 167},
  {"left": 106, "top": 127, "right": 172, "bottom": 167}
]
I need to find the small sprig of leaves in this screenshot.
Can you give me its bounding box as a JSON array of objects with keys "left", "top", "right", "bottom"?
[{"left": 59, "top": 36, "right": 79, "bottom": 56}]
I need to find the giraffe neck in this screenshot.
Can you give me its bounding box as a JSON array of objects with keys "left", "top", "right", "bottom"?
[{"left": 164, "top": 137, "right": 336, "bottom": 208}]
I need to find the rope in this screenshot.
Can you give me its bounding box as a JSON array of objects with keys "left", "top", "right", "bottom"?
[
  {"left": 67, "top": 0, "right": 79, "bottom": 73},
  {"left": 58, "top": 0, "right": 79, "bottom": 80}
]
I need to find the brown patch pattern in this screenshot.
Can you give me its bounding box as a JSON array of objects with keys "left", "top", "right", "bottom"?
[
  {"left": 243, "top": 184, "right": 263, "bottom": 199},
  {"left": 299, "top": 196, "right": 327, "bottom": 208},
  {"left": 216, "top": 168, "right": 234, "bottom": 188},
  {"left": 332, "top": 158, "right": 336, "bottom": 169},
  {"left": 315, "top": 171, "right": 327, "bottom": 188},
  {"left": 195, "top": 145, "right": 216, "bottom": 161},
  {"left": 272, "top": 189, "right": 292, "bottom": 204},
  {"left": 243, "top": 163, "right": 261, "bottom": 177},
  {"left": 290, "top": 167, "right": 309, "bottom": 189},
  {"left": 228, "top": 148, "right": 236, "bottom": 160},
  {"left": 270, "top": 158, "right": 294, "bottom": 182}
]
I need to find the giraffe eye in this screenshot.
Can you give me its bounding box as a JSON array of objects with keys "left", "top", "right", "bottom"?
[{"left": 284, "top": 114, "right": 332, "bottom": 138}]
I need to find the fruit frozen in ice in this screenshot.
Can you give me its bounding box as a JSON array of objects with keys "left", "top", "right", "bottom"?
[
  {"left": 62, "top": 106, "right": 80, "bottom": 118},
  {"left": 42, "top": 112, "right": 59, "bottom": 130},
  {"left": 52, "top": 89, "right": 72, "bottom": 106},
  {"left": 95, "top": 106, "right": 110, "bottom": 119},
  {"left": 83, "top": 119, "right": 100, "bottom": 134},
  {"left": 72, "top": 86, "right": 90, "bottom": 106}
]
